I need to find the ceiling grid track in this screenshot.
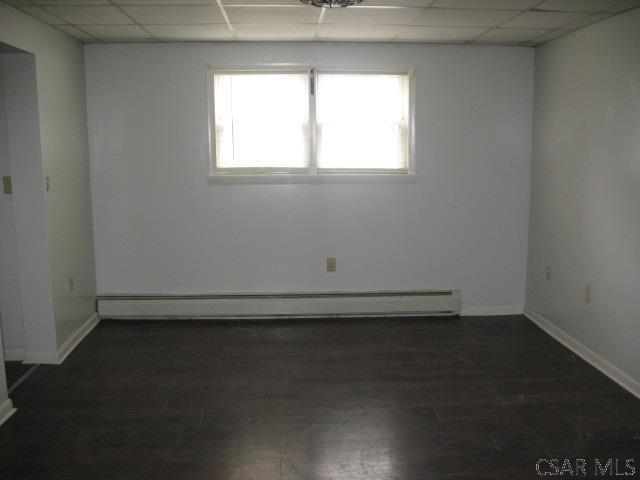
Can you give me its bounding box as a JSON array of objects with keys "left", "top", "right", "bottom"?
[
  {"left": 2, "top": 0, "right": 638, "bottom": 45},
  {"left": 107, "top": 0, "right": 160, "bottom": 41},
  {"left": 215, "top": 0, "right": 237, "bottom": 39}
]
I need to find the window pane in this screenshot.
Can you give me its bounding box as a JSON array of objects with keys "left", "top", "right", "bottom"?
[
  {"left": 316, "top": 73, "right": 409, "bottom": 171},
  {"left": 214, "top": 72, "right": 309, "bottom": 170}
]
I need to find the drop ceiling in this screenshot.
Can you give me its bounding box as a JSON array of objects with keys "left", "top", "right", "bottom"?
[{"left": 3, "top": 0, "right": 640, "bottom": 44}]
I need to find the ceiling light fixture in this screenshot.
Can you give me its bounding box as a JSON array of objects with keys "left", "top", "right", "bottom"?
[{"left": 300, "top": 0, "right": 362, "bottom": 7}]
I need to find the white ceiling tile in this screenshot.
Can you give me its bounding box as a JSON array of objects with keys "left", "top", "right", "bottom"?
[
  {"left": 2, "top": 0, "right": 31, "bottom": 6},
  {"left": 502, "top": 10, "right": 589, "bottom": 28},
  {"left": 18, "top": 5, "right": 65, "bottom": 24},
  {"left": 56, "top": 24, "right": 95, "bottom": 40},
  {"left": 474, "top": 27, "right": 549, "bottom": 42},
  {"left": 115, "top": 0, "right": 216, "bottom": 3},
  {"left": 31, "top": 0, "right": 109, "bottom": 5},
  {"left": 226, "top": 6, "right": 321, "bottom": 23},
  {"left": 122, "top": 6, "right": 226, "bottom": 24},
  {"left": 322, "top": 6, "right": 420, "bottom": 24},
  {"left": 145, "top": 24, "right": 233, "bottom": 39},
  {"left": 396, "top": 25, "right": 486, "bottom": 40},
  {"left": 527, "top": 28, "right": 570, "bottom": 43},
  {"left": 44, "top": 6, "right": 132, "bottom": 24},
  {"left": 234, "top": 23, "right": 318, "bottom": 39},
  {"left": 359, "top": 0, "right": 435, "bottom": 6},
  {"left": 604, "top": 0, "right": 640, "bottom": 12},
  {"left": 413, "top": 8, "right": 518, "bottom": 26},
  {"left": 432, "top": 0, "right": 539, "bottom": 9},
  {"left": 80, "top": 24, "right": 152, "bottom": 40},
  {"left": 317, "top": 23, "right": 400, "bottom": 40},
  {"left": 535, "top": 0, "right": 620, "bottom": 12},
  {"left": 222, "top": 0, "right": 300, "bottom": 4},
  {"left": 563, "top": 11, "right": 614, "bottom": 28},
  {"left": 8, "top": 0, "right": 634, "bottom": 45}
]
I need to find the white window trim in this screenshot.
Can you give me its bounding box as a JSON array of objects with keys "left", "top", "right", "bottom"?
[{"left": 206, "top": 64, "right": 416, "bottom": 185}]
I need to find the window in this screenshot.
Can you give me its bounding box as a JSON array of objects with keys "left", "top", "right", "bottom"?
[
  {"left": 212, "top": 71, "right": 310, "bottom": 173},
  {"left": 209, "top": 68, "right": 412, "bottom": 177},
  {"left": 316, "top": 73, "right": 409, "bottom": 173}
]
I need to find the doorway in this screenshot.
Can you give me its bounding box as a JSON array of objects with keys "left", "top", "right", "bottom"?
[{"left": 0, "top": 42, "right": 53, "bottom": 397}]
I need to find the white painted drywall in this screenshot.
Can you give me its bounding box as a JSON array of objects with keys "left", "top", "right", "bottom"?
[
  {"left": 0, "top": 57, "right": 26, "bottom": 357},
  {"left": 0, "top": 325, "right": 9, "bottom": 410},
  {"left": 0, "top": 3, "right": 97, "bottom": 353},
  {"left": 2, "top": 53, "right": 58, "bottom": 359},
  {"left": 86, "top": 42, "right": 533, "bottom": 310},
  {"left": 526, "top": 9, "right": 640, "bottom": 383}
]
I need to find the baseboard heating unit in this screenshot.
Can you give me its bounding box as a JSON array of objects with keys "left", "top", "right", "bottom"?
[{"left": 97, "top": 290, "right": 461, "bottom": 319}]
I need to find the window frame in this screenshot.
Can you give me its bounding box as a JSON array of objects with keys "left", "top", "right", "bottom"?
[{"left": 207, "top": 64, "right": 416, "bottom": 183}]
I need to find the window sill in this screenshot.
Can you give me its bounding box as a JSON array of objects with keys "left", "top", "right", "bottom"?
[{"left": 207, "top": 173, "right": 418, "bottom": 185}]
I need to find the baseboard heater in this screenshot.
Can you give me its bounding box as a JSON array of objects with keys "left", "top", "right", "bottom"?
[{"left": 97, "top": 290, "right": 461, "bottom": 319}]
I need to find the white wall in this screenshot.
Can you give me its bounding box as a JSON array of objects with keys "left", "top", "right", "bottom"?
[
  {"left": 527, "top": 9, "right": 640, "bottom": 384},
  {"left": 0, "top": 325, "right": 14, "bottom": 425},
  {"left": 86, "top": 42, "right": 534, "bottom": 311},
  {"left": 0, "top": 3, "right": 97, "bottom": 354},
  {"left": 0, "top": 57, "right": 25, "bottom": 356},
  {"left": 1, "top": 52, "right": 58, "bottom": 359},
  {"left": 2, "top": 52, "right": 61, "bottom": 361}
]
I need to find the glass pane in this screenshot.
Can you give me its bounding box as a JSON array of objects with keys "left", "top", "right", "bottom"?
[
  {"left": 316, "top": 73, "right": 409, "bottom": 171},
  {"left": 214, "top": 72, "right": 309, "bottom": 170}
]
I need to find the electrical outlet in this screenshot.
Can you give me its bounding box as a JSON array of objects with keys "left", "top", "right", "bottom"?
[
  {"left": 585, "top": 284, "right": 592, "bottom": 304},
  {"left": 326, "top": 257, "right": 336, "bottom": 272},
  {"left": 545, "top": 266, "right": 551, "bottom": 282},
  {"left": 2, "top": 176, "right": 12, "bottom": 194},
  {"left": 68, "top": 276, "right": 75, "bottom": 293}
]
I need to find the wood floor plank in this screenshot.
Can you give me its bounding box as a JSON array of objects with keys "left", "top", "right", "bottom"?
[{"left": 1, "top": 316, "right": 639, "bottom": 479}]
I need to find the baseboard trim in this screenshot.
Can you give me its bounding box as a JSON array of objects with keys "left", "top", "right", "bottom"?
[
  {"left": 461, "top": 305, "right": 523, "bottom": 316},
  {"left": 97, "top": 291, "right": 462, "bottom": 319},
  {"left": 3, "top": 348, "right": 25, "bottom": 362},
  {"left": 57, "top": 313, "right": 100, "bottom": 364},
  {"left": 23, "top": 350, "right": 59, "bottom": 365},
  {"left": 0, "top": 398, "right": 16, "bottom": 427},
  {"left": 22, "top": 312, "right": 99, "bottom": 365},
  {"left": 523, "top": 306, "right": 640, "bottom": 400}
]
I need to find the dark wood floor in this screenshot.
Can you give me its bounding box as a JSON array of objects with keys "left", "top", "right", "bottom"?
[
  {"left": 1, "top": 316, "right": 639, "bottom": 479},
  {"left": 3, "top": 362, "right": 34, "bottom": 391}
]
